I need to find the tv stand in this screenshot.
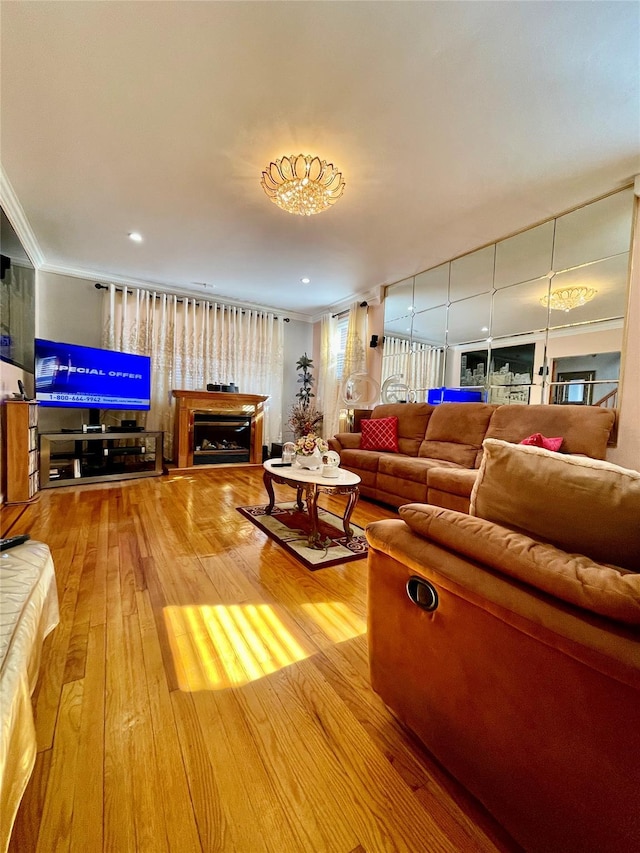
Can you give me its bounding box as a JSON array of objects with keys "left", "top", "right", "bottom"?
[{"left": 39, "top": 431, "right": 164, "bottom": 488}]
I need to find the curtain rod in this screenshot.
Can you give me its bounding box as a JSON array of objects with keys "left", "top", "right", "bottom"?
[
  {"left": 94, "top": 282, "right": 290, "bottom": 321},
  {"left": 332, "top": 301, "right": 368, "bottom": 319}
]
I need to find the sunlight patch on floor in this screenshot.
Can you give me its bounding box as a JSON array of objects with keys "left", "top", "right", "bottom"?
[
  {"left": 299, "top": 600, "right": 366, "bottom": 643},
  {"left": 163, "top": 600, "right": 365, "bottom": 691}
]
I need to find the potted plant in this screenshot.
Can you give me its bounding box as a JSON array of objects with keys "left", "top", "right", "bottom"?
[{"left": 287, "top": 353, "right": 323, "bottom": 439}]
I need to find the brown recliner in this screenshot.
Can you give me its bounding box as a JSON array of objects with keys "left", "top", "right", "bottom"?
[{"left": 366, "top": 441, "right": 640, "bottom": 852}]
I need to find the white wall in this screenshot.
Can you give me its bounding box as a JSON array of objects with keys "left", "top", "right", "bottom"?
[
  {"left": 545, "top": 326, "right": 622, "bottom": 363},
  {"left": 282, "top": 319, "right": 314, "bottom": 443},
  {"left": 36, "top": 271, "right": 103, "bottom": 347}
]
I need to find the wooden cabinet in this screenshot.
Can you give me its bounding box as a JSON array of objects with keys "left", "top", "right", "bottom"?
[{"left": 4, "top": 400, "right": 39, "bottom": 504}]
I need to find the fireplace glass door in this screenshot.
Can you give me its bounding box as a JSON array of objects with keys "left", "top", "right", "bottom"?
[{"left": 192, "top": 412, "right": 252, "bottom": 464}]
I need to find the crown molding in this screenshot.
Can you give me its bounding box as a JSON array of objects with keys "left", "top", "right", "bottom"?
[
  {"left": 38, "top": 261, "right": 313, "bottom": 323},
  {"left": 0, "top": 164, "right": 45, "bottom": 267}
]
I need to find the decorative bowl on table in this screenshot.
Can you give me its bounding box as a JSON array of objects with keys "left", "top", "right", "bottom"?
[{"left": 294, "top": 434, "right": 328, "bottom": 469}]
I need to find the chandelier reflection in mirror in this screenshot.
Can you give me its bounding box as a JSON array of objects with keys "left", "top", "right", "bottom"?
[
  {"left": 261, "top": 154, "right": 345, "bottom": 216},
  {"left": 541, "top": 286, "right": 597, "bottom": 312}
]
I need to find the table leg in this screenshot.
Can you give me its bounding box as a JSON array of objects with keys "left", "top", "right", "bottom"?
[
  {"left": 263, "top": 469, "right": 276, "bottom": 514},
  {"left": 305, "top": 484, "right": 323, "bottom": 548},
  {"left": 296, "top": 485, "right": 305, "bottom": 511},
  {"left": 343, "top": 487, "right": 360, "bottom": 540}
]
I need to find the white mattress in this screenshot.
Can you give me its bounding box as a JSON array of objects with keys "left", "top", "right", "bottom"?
[{"left": 0, "top": 540, "right": 59, "bottom": 853}]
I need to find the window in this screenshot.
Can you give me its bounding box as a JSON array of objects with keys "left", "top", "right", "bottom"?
[{"left": 334, "top": 317, "right": 349, "bottom": 380}]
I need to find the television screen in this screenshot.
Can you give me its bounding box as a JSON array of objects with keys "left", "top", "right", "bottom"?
[
  {"left": 427, "top": 387, "right": 484, "bottom": 404},
  {"left": 34, "top": 338, "right": 151, "bottom": 410}
]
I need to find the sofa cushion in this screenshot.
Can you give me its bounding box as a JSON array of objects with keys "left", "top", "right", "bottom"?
[
  {"left": 361, "top": 416, "right": 399, "bottom": 452},
  {"left": 418, "top": 403, "right": 496, "bottom": 467},
  {"left": 378, "top": 454, "right": 458, "bottom": 485},
  {"left": 370, "top": 403, "right": 435, "bottom": 456},
  {"left": 470, "top": 439, "right": 640, "bottom": 572},
  {"left": 398, "top": 504, "right": 640, "bottom": 625},
  {"left": 338, "top": 448, "right": 382, "bottom": 473},
  {"left": 427, "top": 466, "right": 478, "bottom": 498},
  {"left": 485, "top": 404, "right": 614, "bottom": 459}
]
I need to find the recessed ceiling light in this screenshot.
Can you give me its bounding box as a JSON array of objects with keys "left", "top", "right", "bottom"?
[
  {"left": 301, "top": 277, "right": 310, "bottom": 284},
  {"left": 128, "top": 232, "right": 143, "bottom": 242},
  {"left": 481, "top": 326, "right": 489, "bottom": 332}
]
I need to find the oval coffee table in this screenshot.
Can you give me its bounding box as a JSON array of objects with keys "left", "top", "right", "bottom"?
[{"left": 263, "top": 458, "right": 361, "bottom": 549}]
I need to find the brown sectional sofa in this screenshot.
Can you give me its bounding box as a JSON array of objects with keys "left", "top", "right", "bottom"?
[
  {"left": 328, "top": 401, "right": 616, "bottom": 511},
  {"left": 365, "top": 440, "right": 640, "bottom": 852}
]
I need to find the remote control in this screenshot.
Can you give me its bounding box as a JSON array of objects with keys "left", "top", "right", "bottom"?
[{"left": 0, "top": 534, "right": 30, "bottom": 551}]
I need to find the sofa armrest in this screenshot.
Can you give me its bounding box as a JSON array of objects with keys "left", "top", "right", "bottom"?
[
  {"left": 396, "top": 503, "right": 640, "bottom": 626},
  {"left": 329, "top": 432, "right": 361, "bottom": 452}
]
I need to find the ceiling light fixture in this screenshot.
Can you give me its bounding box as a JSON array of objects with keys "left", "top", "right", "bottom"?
[
  {"left": 260, "top": 154, "right": 345, "bottom": 216},
  {"left": 541, "top": 286, "right": 597, "bottom": 313},
  {"left": 128, "top": 232, "right": 143, "bottom": 242},
  {"left": 301, "top": 277, "right": 310, "bottom": 284}
]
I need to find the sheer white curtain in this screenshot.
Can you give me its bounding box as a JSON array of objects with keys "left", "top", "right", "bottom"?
[
  {"left": 318, "top": 302, "right": 368, "bottom": 438},
  {"left": 381, "top": 336, "right": 444, "bottom": 399},
  {"left": 318, "top": 313, "right": 341, "bottom": 440},
  {"left": 342, "top": 302, "right": 368, "bottom": 380},
  {"left": 102, "top": 285, "right": 284, "bottom": 455}
]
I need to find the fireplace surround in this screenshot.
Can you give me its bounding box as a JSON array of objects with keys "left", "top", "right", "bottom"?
[{"left": 172, "top": 390, "right": 269, "bottom": 469}]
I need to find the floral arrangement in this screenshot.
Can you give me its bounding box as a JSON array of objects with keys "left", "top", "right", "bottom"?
[
  {"left": 288, "top": 403, "right": 323, "bottom": 439},
  {"left": 294, "top": 433, "right": 328, "bottom": 456}
]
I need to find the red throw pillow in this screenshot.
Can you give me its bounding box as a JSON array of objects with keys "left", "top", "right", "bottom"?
[
  {"left": 520, "top": 433, "right": 563, "bottom": 452},
  {"left": 360, "top": 416, "right": 399, "bottom": 452}
]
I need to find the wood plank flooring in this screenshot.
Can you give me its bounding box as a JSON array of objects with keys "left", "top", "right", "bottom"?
[{"left": 5, "top": 467, "right": 520, "bottom": 852}]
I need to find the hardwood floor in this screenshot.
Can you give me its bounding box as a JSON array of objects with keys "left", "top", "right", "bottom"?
[{"left": 6, "top": 467, "right": 519, "bottom": 852}]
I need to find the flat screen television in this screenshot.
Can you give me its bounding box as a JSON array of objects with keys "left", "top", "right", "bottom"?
[
  {"left": 34, "top": 338, "right": 151, "bottom": 412},
  {"left": 427, "top": 387, "right": 484, "bottom": 404}
]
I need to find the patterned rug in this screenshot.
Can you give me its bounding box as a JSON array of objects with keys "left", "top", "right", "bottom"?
[{"left": 236, "top": 501, "right": 368, "bottom": 570}]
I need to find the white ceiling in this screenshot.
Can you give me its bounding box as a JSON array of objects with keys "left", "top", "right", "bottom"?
[{"left": 1, "top": 1, "right": 639, "bottom": 321}]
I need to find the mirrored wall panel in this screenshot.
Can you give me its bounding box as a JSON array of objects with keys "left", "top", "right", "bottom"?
[{"left": 382, "top": 186, "right": 633, "bottom": 407}]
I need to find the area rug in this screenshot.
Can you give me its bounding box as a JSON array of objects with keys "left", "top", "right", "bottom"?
[{"left": 237, "top": 501, "right": 368, "bottom": 570}]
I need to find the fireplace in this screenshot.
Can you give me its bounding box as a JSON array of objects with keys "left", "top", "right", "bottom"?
[
  {"left": 172, "top": 390, "right": 269, "bottom": 469},
  {"left": 193, "top": 412, "right": 251, "bottom": 465}
]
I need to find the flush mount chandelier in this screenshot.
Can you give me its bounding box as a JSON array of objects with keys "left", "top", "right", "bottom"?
[
  {"left": 260, "top": 154, "right": 345, "bottom": 216},
  {"left": 540, "top": 286, "right": 598, "bottom": 313}
]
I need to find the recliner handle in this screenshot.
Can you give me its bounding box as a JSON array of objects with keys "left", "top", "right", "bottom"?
[{"left": 406, "top": 576, "right": 439, "bottom": 611}]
